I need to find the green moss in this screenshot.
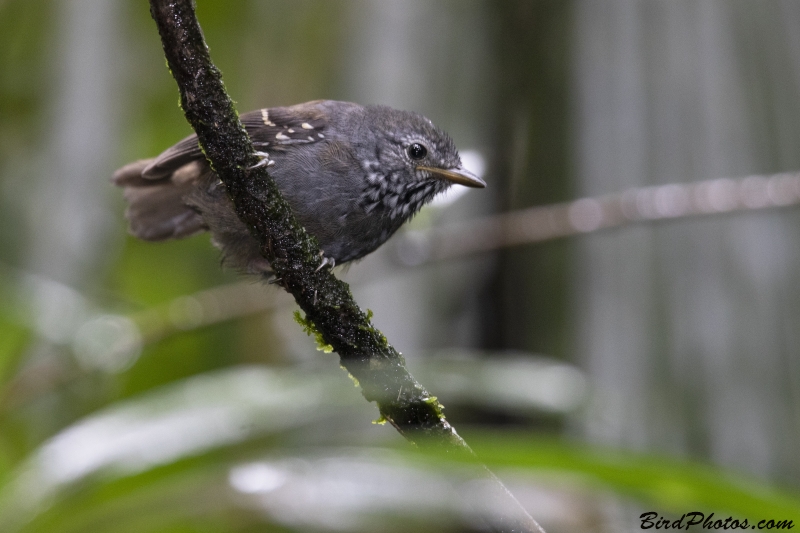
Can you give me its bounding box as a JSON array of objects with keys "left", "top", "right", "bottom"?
[
  {"left": 423, "top": 396, "right": 446, "bottom": 419},
  {"left": 341, "top": 366, "right": 361, "bottom": 388},
  {"left": 372, "top": 414, "right": 387, "bottom": 425},
  {"left": 357, "top": 309, "right": 376, "bottom": 334},
  {"left": 293, "top": 310, "right": 333, "bottom": 353}
]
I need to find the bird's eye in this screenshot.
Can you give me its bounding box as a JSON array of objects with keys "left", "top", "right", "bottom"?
[{"left": 407, "top": 143, "right": 428, "bottom": 160}]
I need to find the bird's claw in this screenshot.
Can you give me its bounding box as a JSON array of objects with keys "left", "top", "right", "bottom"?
[
  {"left": 248, "top": 151, "right": 275, "bottom": 169},
  {"left": 315, "top": 252, "right": 335, "bottom": 272}
]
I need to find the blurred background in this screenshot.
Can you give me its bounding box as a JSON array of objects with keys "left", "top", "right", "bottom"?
[{"left": 1, "top": 0, "right": 799, "bottom": 531}]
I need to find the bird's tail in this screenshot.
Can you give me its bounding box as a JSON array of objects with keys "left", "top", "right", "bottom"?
[{"left": 112, "top": 159, "right": 207, "bottom": 241}]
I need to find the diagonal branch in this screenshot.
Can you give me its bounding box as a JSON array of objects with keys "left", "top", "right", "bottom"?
[
  {"left": 147, "top": 4, "right": 545, "bottom": 530},
  {"left": 148, "top": 0, "right": 458, "bottom": 448}
]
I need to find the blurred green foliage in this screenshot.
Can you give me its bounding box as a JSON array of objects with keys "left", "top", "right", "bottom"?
[{"left": 459, "top": 434, "right": 800, "bottom": 518}]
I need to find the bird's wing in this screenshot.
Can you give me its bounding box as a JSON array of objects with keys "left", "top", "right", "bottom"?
[
  {"left": 141, "top": 134, "right": 203, "bottom": 180},
  {"left": 141, "top": 104, "right": 330, "bottom": 181},
  {"left": 242, "top": 106, "right": 328, "bottom": 147}
]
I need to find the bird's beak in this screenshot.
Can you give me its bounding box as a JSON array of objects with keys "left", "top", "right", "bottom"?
[{"left": 417, "top": 165, "right": 486, "bottom": 188}]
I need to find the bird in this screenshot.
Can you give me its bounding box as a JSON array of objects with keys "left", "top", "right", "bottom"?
[{"left": 113, "top": 99, "right": 485, "bottom": 275}]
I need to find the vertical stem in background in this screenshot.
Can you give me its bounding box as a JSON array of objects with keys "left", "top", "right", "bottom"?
[
  {"left": 481, "top": 2, "right": 573, "bottom": 365},
  {"left": 28, "top": 0, "right": 120, "bottom": 287}
]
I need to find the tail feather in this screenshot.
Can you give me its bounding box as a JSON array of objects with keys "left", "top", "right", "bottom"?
[{"left": 113, "top": 158, "right": 206, "bottom": 241}]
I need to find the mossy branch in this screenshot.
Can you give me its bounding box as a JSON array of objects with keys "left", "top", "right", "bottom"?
[
  {"left": 147, "top": 0, "right": 462, "bottom": 448},
  {"left": 147, "top": 2, "right": 544, "bottom": 531}
]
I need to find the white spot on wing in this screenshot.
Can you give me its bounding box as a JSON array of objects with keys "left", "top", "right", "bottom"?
[
  {"left": 260, "top": 109, "right": 276, "bottom": 127},
  {"left": 318, "top": 133, "right": 325, "bottom": 138},
  {"left": 275, "top": 132, "right": 289, "bottom": 141},
  {"left": 301, "top": 123, "right": 314, "bottom": 130},
  {"left": 287, "top": 128, "right": 295, "bottom": 133}
]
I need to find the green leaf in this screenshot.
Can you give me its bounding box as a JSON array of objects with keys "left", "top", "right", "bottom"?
[{"left": 444, "top": 433, "right": 800, "bottom": 519}]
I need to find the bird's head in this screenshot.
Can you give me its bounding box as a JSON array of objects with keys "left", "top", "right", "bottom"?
[{"left": 358, "top": 105, "right": 485, "bottom": 220}]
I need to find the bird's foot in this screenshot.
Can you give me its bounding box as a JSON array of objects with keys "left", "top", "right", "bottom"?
[
  {"left": 248, "top": 151, "right": 275, "bottom": 169},
  {"left": 315, "top": 252, "right": 335, "bottom": 272}
]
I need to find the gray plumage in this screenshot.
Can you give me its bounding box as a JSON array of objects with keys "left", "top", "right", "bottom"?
[{"left": 113, "top": 100, "right": 485, "bottom": 275}]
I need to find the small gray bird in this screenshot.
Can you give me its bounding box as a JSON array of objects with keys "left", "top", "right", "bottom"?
[{"left": 113, "top": 100, "right": 485, "bottom": 274}]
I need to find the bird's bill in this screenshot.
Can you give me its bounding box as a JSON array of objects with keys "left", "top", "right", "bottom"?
[{"left": 417, "top": 165, "right": 486, "bottom": 188}]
